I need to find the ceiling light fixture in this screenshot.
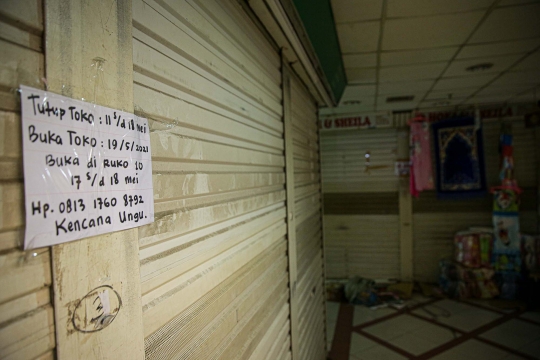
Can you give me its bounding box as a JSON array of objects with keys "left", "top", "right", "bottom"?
[
  {"left": 432, "top": 101, "right": 451, "bottom": 106},
  {"left": 466, "top": 63, "right": 494, "bottom": 72},
  {"left": 386, "top": 95, "right": 414, "bottom": 103}
]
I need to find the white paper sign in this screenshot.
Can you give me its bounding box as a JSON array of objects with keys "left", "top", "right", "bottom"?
[{"left": 21, "top": 86, "right": 154, "bottom": 249}]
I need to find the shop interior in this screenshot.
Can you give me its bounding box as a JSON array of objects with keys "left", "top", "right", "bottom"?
[{"left": 312, "top": 1, "right": 540, "bottom": 359}]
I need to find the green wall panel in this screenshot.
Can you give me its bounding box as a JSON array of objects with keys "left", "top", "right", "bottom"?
[{"left": 293, "top": 0, "right": 346, "bottom": 102}]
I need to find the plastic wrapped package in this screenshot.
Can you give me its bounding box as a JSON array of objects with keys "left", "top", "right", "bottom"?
[
  {"left": 479, "top": 232, "right": 494, "bottom": 267},
  {"left": 454, "top": 231, "right": 481, "bottom": 268},
  {"left": 473, "top": 267, "right": 499, "bottom": 299},
  {"left": 521, "top": 234, "right": 540, "bottom": 271},
  {"left": 439, "top": 260, "right": 499, "bottom": 299},
  {"left": 495, "top": 272, "right": 521, "bottom": 300}
]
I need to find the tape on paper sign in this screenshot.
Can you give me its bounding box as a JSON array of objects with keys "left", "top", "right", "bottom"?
[{"left": 20, "top": 85, "right": 154, "bottom": 249}]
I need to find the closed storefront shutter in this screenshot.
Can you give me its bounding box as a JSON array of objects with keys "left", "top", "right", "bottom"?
[
  {"left": 132, "top": 0, "right": 290, "bottom": 358},
  {"left": 322, "top": 128, "right": 399, "bottom": 193},
  {"left": 321, "top": 128, "right": 401, "bottom": 280},
  {"left": 0, "top": 2, "right": 56, "bottom": 359},
  {"left": 290, "top": 73, "right": 326, "bottom": 360}
]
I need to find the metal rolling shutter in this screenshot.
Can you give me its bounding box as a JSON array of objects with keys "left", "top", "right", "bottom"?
[
  {"left": 321, "top": 128, "right": 399, "bottom": 193},
  {"left": 321, "top": 128, "right": 401, "bottom": 280},
  {"left": 0, "top": 1, "right": 56, "bottom": 359},
  {"left": 413, "top": 118, "right": 538, "bottom": 282},
  {"left": 290, "top": 73, "right": 326, "bottom": 360},
  {"left": 132, "top": 0, "right": 290, "bottom": 358},
  {"left": 324, "top": 214, "right": 400, "bottom": 280}
]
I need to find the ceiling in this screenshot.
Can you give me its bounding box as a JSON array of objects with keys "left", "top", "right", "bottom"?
[{"left": 324, "top": 0, "right": 540, "bottom": 114}]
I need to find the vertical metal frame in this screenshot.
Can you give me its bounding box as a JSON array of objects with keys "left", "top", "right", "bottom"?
[{"left": 282, "top": 53, "right": 299, "bottom": 360}]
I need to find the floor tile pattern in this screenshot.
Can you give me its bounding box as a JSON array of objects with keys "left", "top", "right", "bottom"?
[{"left": 327, "top": 297, "right": 540, "bottom": 360}]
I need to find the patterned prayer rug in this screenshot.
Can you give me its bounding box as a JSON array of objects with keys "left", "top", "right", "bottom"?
[{"left": 432, "top": 117, "right": 487, "bottom": 198}]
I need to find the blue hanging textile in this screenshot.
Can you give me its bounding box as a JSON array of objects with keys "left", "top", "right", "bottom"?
[{"left": 432, "top": 117, "right": 487, "bottom": 199}]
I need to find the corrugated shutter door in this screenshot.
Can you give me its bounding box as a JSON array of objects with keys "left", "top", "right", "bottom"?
[
  {"left": 132, "top": 0, "right": 291, "bottom": 359},
  {"left": 321, "top": 128, "right": 399, "bottom": 193},
  {"left": 413, "top": 118, "right": 538, "bottom": 282},
  {"left": 321, "top": 129, "right": 401, "bottom": 280},
  {"left": 0, "top": 2, "right": 56, "bottom": 359},
  {"left": 324, "top": 215, "right": 400, "bottom": 279},
  {"left": 290, "top": 75, "right": 326, "bottom": 360}
]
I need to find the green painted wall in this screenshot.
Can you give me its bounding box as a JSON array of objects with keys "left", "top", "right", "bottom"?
[{"left": 293, "top": 0, "right": 346, "bottom": 102}]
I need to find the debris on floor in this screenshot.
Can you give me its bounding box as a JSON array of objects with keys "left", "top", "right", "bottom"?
[
  {"left": 340, "top": 277, "right": 409, "bottom": 310},
  {"left": 326, "top": 279, "right": 347, "bottom": 302},
  {"left": 386, "top": 282, "right": 413, "bottom": 299},
  {"left": 344, "top": 277, "right": 376, "bottom": 306}
]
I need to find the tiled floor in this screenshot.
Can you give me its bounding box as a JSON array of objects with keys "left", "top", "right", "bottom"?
[
  {"left": 327, "top": 301, "right": 341, "bottom": 351},
  {"left": 327, "top": 296, "right": 540, "bottom": 360},
  {"left": 412, "top": 299, "right": 502, "bottom": 332}
]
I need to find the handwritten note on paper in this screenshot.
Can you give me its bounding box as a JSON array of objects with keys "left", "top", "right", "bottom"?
[{"left": 21, "top": 85, "right": 154, "bottom": 249}]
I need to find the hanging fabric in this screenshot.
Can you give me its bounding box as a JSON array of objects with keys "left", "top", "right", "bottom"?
[
  {"left": 410, "top": 121, "right": 434, "bottom": 194},
  {"left": 408, "top": 113, "right": 433, "bottom": 197},
  {"left": 432, "top": 117, "right": 487, "bottom": 198}
]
